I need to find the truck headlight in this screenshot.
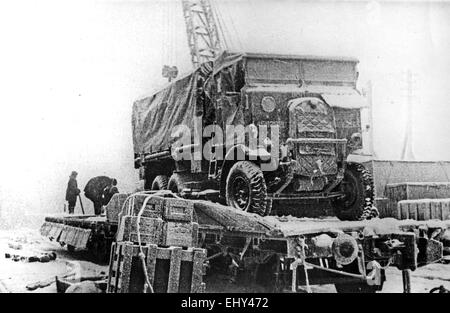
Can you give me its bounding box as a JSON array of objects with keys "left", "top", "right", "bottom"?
[{"left": 261, "top": 96, "right": 276, "bottom": 113}]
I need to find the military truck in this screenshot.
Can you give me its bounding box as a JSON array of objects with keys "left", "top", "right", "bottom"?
[{"left": 132, "top": 51, "right": 375, "bottom": 220}]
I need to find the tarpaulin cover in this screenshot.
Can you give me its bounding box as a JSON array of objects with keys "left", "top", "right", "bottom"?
[
  {"left": 132, "top": 51, "right": 243, "bottom": 155},
  {"left": 132, "top": 70, "right": 199, "bottom": 154}
]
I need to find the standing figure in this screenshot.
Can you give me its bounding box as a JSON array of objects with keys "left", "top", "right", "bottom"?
[{"left": 65, "top": 171, "right": 80, "bottom": 214}]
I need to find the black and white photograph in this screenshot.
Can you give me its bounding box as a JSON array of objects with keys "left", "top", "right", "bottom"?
[{"left": 0, "top": 0, "right": 450, "bottom": 301}]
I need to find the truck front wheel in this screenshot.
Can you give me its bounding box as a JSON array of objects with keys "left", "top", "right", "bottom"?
[
  {"left": 332, "top": 163, "right": 376, "bottom": 221},
  {"left": 225, "top": 161, "right": 271, "bottom": 216}
]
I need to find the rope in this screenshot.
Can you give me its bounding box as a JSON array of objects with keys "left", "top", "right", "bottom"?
[
  {"left": 210, "top": 0, "right": 229, "bottom": 50},
  {"left": 220, "top": 0, "right": 243, "bottom": 50},
  {"left": 136, "top": 193, "right": 155, "bottom": 293}
]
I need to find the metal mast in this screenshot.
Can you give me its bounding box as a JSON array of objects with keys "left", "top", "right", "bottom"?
[
  {"left": 400, "top": 69, "right": 415, "bottom": 160},
  {"left": 181, "top": 0, "right": 222, "bottom": 67}
]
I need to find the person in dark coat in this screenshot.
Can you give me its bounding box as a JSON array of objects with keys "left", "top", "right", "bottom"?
[
  {"left": 84, "top": 176, "right": 113, "bottom": 215},
  {"left": 65, "top": 171, "right": 80, "bottom": 214},
  {"left": 102, "top": 178, "right": 119, "bottom": 206}
]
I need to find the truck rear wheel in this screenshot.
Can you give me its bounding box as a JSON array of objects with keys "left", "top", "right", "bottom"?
[
  {"left": 151, "top": 175, "right": 169, "bottom": 190},
  {"left": 332, "top": 163, "right": 376, "bottom": 221},
  {"left": 168, "top": 173, "right": 188, "bottom": 194},
  {"left": 225, "top": 161, "right": 271, "bottom": 216}
]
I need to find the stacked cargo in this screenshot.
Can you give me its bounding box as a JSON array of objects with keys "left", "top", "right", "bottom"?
[
  {"left": 382, "top": 182, "right": 450, "bottom": 220},
  {"left": 107, "top": 193, "right": 206, "bottom": 293}
]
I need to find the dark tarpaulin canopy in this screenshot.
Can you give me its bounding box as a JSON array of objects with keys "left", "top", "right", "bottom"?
[{"left": 131, "top": 51, "right": 244, "bottom": 155}]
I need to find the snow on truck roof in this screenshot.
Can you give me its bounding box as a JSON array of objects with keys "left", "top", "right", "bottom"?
[
  {"left": 136, "top": 51, "right": 359, "bottom": 100},
  {"left": 242, "top": 51, "right": 359, "bottom": 63}
]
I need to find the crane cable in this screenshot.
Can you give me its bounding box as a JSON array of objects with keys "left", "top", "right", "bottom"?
[
  {"left": 210, "top": 0, "right": 243, "bottom": 51},
  {"left": 209, "top": 0, "right": 229, "bottom": 50},
  {"left": 218, "top": 0, "right": 244, "bottom": 51}
]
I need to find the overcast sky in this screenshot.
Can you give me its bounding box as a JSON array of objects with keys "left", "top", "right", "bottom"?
[{"left": 0, "top": 0, "right": 449, "bottom": 219}]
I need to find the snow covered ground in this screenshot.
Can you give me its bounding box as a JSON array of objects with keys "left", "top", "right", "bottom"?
[{"left": 0, "top": 227, "right": 448, "bottom": 293}]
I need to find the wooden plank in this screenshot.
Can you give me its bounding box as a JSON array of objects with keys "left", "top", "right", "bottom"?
[
  {"left": 167, "top": 247, "right": 182, "bottom": 293},
  {"left": 120, "top": 243, "right": 134, "bottom": 293},
  {"left": 430, "top": 201, "right": 442, "bottom": 220},
  {"left": 442, "top": 201, "right": 450, "bottom": 220},
  {"left": 145, "top": 244, "right": 158, "bottom": 289},
  {"left": 72, "top": 228, "right": 82, "bottom": 247},
  {"left": 190, "top": 248, "right": 206, "bottom": 293},
  {"left": 78, "top": 229, "right": 91, "bottom": 248},
  {"left": 59, "top": 226, "right": 68, "bottom": 243},
  {"left": 113, "top": 243, "right": 123, "bottom": 292},
  {"left": 191, "top": 222, "right": 199, "bottom": 248},
  {"left": 50, "top": 224, "right": 63, "bottom": 240},
  {"left": 398, "top": 202, "right": 405, "bottom": 220},
  {"left": 39, "top": 223, "right": 47, "bottom": 236},
  {"left": 408, "top": 202, "right": 418, "bottom": 220},
  {"left": 107, "top": 242, "right": 117, "bottom": 292},
  {"left": 66, "top": 227, "right": 77, "bottom": 246},
  {"left": 417, "top": 201, "right": 430, "bottom": 221}
]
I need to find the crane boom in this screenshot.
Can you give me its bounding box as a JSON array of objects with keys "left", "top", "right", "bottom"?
[{"left": 181, "top": 0, "right": 222, "bottom": 67}]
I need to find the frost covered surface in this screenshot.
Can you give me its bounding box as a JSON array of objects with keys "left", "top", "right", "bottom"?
[
  {"left": 262, "top": 215, "right": 450, "bottom": 237},
  {"left": 0, "top": 228, "right": 107, "bottom": 293},
  {"left": 399, "top": 198, "right": 450, "bottom": 203},
  {"left": 388, "top": 182, "right": 450, "bottom": 187}
]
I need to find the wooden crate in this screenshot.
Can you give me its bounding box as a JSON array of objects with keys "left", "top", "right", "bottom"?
[
  {"left": 385, "top": 182, "right": 450, "bottom": 218},
  {"left": 398, "top": 199, "right": 450, "bottom": 221},
  {"left": 162, "top": 221, "right": 199, "bottom": 247},
  {"left": 106, "top": 193, "right": 129, "bottom": 224},
  {"left": 121, "top": 195, "right": 194, "bottom": 221},
  {"left": 121, "top": 194, "right": 166, "bottom": 219},
  {"left": 162, "top": 198, "right": 194, "bottom": 222},
  {"left": 117, "top": 215, "right": 199, "bottom": 248},
  {"left": 386, "top": 182, "right": 450, "bottom": 202},
  {"left": 116, "top": 216, "right": 164, "bottom": 245},
  {"left": 107, "top": 242, "right": 206, "bottom": 293}
]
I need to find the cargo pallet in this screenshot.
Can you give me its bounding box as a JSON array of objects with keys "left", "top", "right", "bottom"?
[{"left": 107, "top": 241, "right": 206, "bottom": 293}]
